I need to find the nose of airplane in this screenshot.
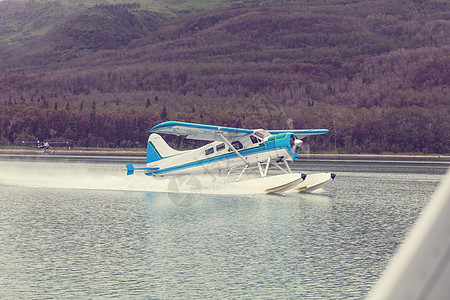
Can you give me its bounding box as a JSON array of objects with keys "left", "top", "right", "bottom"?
[{"left": 291, "top": 137, "right": 302, "bottom": 153}]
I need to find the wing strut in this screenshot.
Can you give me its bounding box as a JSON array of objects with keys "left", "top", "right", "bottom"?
[{"left": 217, "top": 133, "right": 248, "bottom": 166}]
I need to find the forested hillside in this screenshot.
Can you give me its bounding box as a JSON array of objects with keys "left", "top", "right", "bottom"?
[{"left": 0, "top": 0, "right": 449, "bottom": 153}]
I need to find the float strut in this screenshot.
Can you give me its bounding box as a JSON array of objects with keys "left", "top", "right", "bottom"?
[
  {"left": 237, "top": 165, "right": 249, "bottom": 182},
  {"left": 257, "top": 162, "right": 264, "bottom": 177},
  {"left": 284, "top": 160, "right": 292, "bottom": 173},
  {"left": 263, "top": 157, "right": 271, "bottom": 177}
]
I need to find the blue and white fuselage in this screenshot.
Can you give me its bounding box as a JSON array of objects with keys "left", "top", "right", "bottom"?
[
  {"left": 125, "top": 121, "right": 335, "bottom": 193},
  {"left": 144, "top": 130, "right": 299, "bottom": 176}
]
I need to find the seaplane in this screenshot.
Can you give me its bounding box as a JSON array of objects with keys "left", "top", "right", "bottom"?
[
  {"left": 22, "top": 140, "right": 69, "bottom": 152},
  {"left": 125, "top": 121, "right": 335, "bottom": 194}
]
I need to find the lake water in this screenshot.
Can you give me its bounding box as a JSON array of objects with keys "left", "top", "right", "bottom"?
[{"left": 0, "top": 153, "right": 448, "bottom": 299}]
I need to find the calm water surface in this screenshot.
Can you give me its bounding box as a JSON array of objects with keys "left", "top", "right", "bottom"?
[{"left": 0, "top": 154, "right": 448, "bottom": 299}]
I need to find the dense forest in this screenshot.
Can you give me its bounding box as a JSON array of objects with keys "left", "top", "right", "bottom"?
[{"left": 0, "top": 0, "right": 449, "bottom": 153}]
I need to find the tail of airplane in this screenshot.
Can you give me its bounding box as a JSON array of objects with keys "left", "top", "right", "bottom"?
[{"left": 146, "top": 133, "right": 182, "bottom": 164}]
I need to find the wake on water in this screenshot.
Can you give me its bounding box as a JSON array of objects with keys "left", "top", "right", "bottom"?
[
  {"left": 0, "top": 160, "right": 275, "bottom": 195},
  {"left": 0, "top": 160, "right": 326, "bottom": 196}
]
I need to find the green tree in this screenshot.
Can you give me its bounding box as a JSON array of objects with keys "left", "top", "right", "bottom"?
[
  {"left": 161, "top": 105, "right": 168, "bottom": 121},
  {"left": 65, "top": 112, "right": 79, "bottom": 142}
]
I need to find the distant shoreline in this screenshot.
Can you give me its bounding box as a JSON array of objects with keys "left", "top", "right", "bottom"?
[
  {"left": 0, "top": 148, "right": 146, "bottom": 156},
  {"left": 1, "top": 148, "right": 449, "bottom": 161}
]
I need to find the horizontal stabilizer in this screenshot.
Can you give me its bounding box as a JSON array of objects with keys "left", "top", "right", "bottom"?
[
  {"left": 126, "top": 164, "right": 135, "bottom": 175},
  {"left": 125, "top": 163, "right": 159, "bottom": 175}
]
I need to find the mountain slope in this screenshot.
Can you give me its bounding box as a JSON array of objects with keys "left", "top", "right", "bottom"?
[
  {"left": 0, "top": 2, "right": 176, "bottom": 69},
  {"left": 0, "top": 0, "right": 449, "bottom": 153}
]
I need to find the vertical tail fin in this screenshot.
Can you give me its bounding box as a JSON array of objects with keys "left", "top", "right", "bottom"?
[
  {"left": 146, "top": 133, "right": 182, "bottom": 164},
  {"left": 146, "top": 134, "right": 162, "bottom": 164}
]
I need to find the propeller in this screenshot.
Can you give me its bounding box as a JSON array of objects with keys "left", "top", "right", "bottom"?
[
  {"left": 287, "top": 118, "right": 294, "bottom": 130},
  {"left": 287, "top": 118, "right": 303, "bottom": 153}
]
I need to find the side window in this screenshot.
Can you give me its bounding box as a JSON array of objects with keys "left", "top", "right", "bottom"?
[
  {"left": 234, "top": 141, "right": 243, "bottom": 150},
  {"left": 216, "top": 143, "right": 225, "bottom": 151},
  {"left": 229, "top": 141, "right": 243, "bottom": 151},
  {"left": 205, "top": 147, "right": 214, "bottom": 155}
]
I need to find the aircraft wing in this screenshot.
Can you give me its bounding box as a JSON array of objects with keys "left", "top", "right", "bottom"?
[
  {"left": 268, "top": 129, "right": 329, "bottom": 139},
  {"left": 150, "top": 121, "right": 254, "bottom": 141}
]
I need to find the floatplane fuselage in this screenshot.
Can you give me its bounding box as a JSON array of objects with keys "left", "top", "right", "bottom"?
[
  {"left": 126, "top": 121, "right": 335, "bottom": 193},
  {"left": 22, "top": 140, "right": 69, "bottom": 153}
]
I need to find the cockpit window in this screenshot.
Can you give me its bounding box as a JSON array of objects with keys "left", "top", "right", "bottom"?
[
  {"left": 254, "top": 129, "right": 269, "bottom": 139},
  {"left": 250, "top": 135, "right": 259, "bottom": 144}
]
